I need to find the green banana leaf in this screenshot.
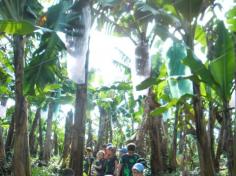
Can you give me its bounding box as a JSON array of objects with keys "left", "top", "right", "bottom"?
[
  {"left": 166, "top": 42, "right": 193, "bottom": 98},
  {"left": 183, "top": 49, "right": 217, "bottom": 89},
  {"left": 0, "top": 19, "right": 35, "bottom": 35},
  {"left": 226, "top": 6, "right": 236, "bottom": 32},
  {"left": 209, "top": 22, "right": 235, "bottom": 101}
]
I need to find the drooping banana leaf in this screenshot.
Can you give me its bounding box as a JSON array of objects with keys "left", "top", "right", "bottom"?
[
  {"left": 226, "top": 6, "right": 236, "bottom": 32},
  {"left": 0, "top": 20, "right": 35, "bottom": 35},
  {"left": 166, "top": 42, "right": 193, "bottom": 98},
  {"left": 24, "top": 32, "right": 66, "bottom": 96},
  {"left": 183, "top": 49, "right": 217, "bottom": 89},
  {"left": 209, "top": 21, "right": 235, "bottom": 102},
  {"left": 174, "top": 0, "right": 204, "bottom": 22}
]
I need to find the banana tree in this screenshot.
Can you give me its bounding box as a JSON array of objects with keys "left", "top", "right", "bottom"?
[
  {"left": 0, "top": 0, "right": 43, "bottom": 175},
  {"left": 134, "top": 0, "right": 236, "bottom": 175},
  {"left": 183, "top": 21, "right": 236, "bottom": 175},
  {"left": 226, "top": 6, "right": 236, "bottom": 174},
  {"left": 148, "top": 1, "right": 218, "bottom": 175},
  {"left": 93, "top": 2, "right": 181, "bottom": 173}
]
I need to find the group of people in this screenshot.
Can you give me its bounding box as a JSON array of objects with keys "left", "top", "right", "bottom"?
[{"left": 84, "top": 143, "right": 145, "bottom": 176}]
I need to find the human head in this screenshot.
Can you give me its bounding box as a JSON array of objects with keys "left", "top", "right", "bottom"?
[
  {"left": 119, "top": 147, "right": 128, "bottom": 156},
  {"left": 137, "top": 158, "right": 147, "bottom": 168},
  {"left": 106, "top": 145, "right": 113, "bottom": 156},
  {"left": 86, "top": 147, "right": 92, "bottom": 156},
  {"left": 127, "top": 143, "right": 136, "bottom": 154},
  {"left": 132, "top": 163, "right": 144, "bottom": 176},
  {"left": 96, "top": 150, "right": 105, "bottom": 160}
]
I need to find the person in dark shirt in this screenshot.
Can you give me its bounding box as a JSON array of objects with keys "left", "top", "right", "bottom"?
[
  {"left": 84, "top": 147, "right": 94, "bottom": 176},
  {"left": 94, "top": 150, "right": 105, "bottom": 176},
  {"left": 118, "top": 147, "right": 128, "bottom": 176},
  {"left": 104, "top": 146, "right": 118, "bottom": 175},
  {"left": 117, "top": 143, "right": 140, "bottom": 176}
]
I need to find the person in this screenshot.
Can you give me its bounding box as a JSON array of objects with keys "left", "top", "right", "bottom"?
[
  {"left": 84, "top": 147, "right": 95, "bottom": 176},
  {"left": 103, "top": 143, "right": 112, "bottom": 160},
  {"left": 136, "top": 158, "right": 148, "bottom": 169},
  {"left": 117, "top": 143, "right": 140, "bottom": 176},
  {"left": 104, "top": 146, "right": 119, "bottom": 175},
  {"left": 132, "top": 163, "right": 144, "bottom": 176},
  {"left": 93, "top": 150, "right": 105, "bottom": 176},
  {"left": 118, "top": 147, "right": 128, "bottom": 157},
  {"left": 117, "top": 147, "right": 128, "bottom": 176}
]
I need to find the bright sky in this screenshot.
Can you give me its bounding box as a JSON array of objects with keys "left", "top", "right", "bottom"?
[{"left": 89, "top": 29, "right": 135, "bottom": 87}]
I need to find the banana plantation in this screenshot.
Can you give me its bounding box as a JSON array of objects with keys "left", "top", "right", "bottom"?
[{"left": 0, "top": 0, "right": 235, "bottom": 176}]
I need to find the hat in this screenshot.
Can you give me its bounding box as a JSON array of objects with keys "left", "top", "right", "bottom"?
[
  {"left": 132, "top": 163, "right": 144, "bottom": 173},
  {"left": 119, "top": 147, "right": 128, "bottom": 154},
  {"left": 137, "top": 158, "right": 148, "bottom": 168},
  {"left": 127, "top": 143, "right": 136, "bottom": 151},
  {"left": 106, "top": 143, "right": 113, "bottom": 150},
  {"left": 86, "top": 147, "right": 92, "bottom": 152},
  {"left": 106, "top": 143, "right": 112, "bottom": 147}
]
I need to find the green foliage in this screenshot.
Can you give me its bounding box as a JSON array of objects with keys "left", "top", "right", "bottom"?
[
  {"left": 0, "top": 49, "right": 14, "bottom": 96},
  {"left": 184, "top": 22, "right": 235, "bottom": 102},
  {"left": 209, "top": 21, "right": 235, "bottom": 101},
  {"left": 24, "top": 32, "right": 66, "bottom": 96},
  {"left": 0, "top": 0, "right": 42, "bottom": 24},
  {"left": 166, "top": 42, "right": 192, "bottom": 98},
  {"left": 32, "top": 157, "right": 61, "bottom": 176},
  {"left": 136, "top": 77, "right": 158, "bottom": 91},
  {"left": 174, "top": 0, "right": 204, "bottom": 22},
  {"left": 0, "top": 20, "right": 35, "bottom": 35},
  {"left": 97, "top": 0, "right": 121, "bottom": 7},
  {"left": 226, "top": 6, "right": 236, "bottom": 32},
  {"left": 150, "top": 99, "right": 178, "bottom": 116},
  {"left": 45, "top": 1, "right": 76, "bottom": 32},
  {"left": 32, "top": 167, "right": 53, "bottom": 176},
  {"left": 183, "top": 49, "right": 217, "bottom": 88},
  {"left": 195, "top": 25, "right": 207, "bottom": 46},
  {"left": 94, "top": 82, "right": 132, "bottom": 92}
]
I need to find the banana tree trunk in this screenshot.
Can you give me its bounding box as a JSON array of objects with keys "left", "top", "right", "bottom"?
[
  {"left": 170, "top": 106, "right": 179, "bottom": 171},
  {"left": 38, "top": 117, "right": 43, "bottom": 161},
  {"left": 135, "top": 116, "right": 147, "bottom": 157},
  {"left": 208, "top": 103, "right": 216, "bottom": 165},
  {"left": 0, "top": 127, "right": 5, "bottom": 165},
  {"left": 104, "top": 114, "right": 109, "bottom": 144},
  {"left": 68, "top": 1, "right": 91, "bottom": 174},
  {"left": 29, "top": 107, "right": 41, "bottom": 156},
  {"left": 185, "top": 28, "right": 216, "bottom": 175},
  {"left": 54, "top": 132, "right": 58, "bottom": 156},
  {"left": 233, "top": 70, "right": 236, "bottom": 175},
  {"left": 146, "top": 91, "right": 165, "bottom": 174},
  {"left": 61, "top": 111, "right": 73, "bottom": 168},
  {"left": 5, "top": 113, "right": 14, "bottom": 152},
  {"left": 13, "top": 35, "right": 31, "bottom": 176},
  {"left": 86, "top": 118, "right": 93, "bottom": 148},
  {"left": 222, "top": 102, "right": 235, "bottom": 176},
  {"left": 149, "top": 116, "right": 164, "bottom": 175},
  {"left": 43, "top": 102, "right": 54, "bottom": 164},
  {"left": 215, "top": 124, "right": 224, "bottom": 172},
  {"left": 70, "top": 53, "right": 89, "bottom": 176},
  {"left": 95, "top": 107, "right": 107, "bottom": 153},
  {"left": 193, "top": 84, "right": 216, "bottom": 176},
  {"left": 161, "top": 121, "right": 168, "bottom": 171},
  {"left": 108, "top": 115, "right": 113, "bottom": 143}
]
